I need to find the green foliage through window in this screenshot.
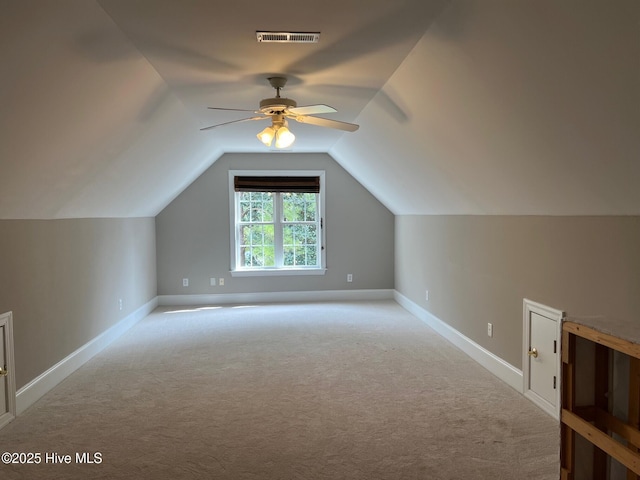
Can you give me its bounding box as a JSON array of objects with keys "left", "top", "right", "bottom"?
[{"left": 236, "top": 191, "right": 321, "bottom": 269}]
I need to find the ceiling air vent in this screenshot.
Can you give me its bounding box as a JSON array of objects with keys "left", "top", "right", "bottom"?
[{"left": 256, "top": 31, "right": 320, "bottom": 43}]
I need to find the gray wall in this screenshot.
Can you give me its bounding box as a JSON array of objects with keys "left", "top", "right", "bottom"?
[
  {"left": 0, "top": 218, "right": 157, "bottom": 389},
  {"left": 156, "top": 153, "right": 394, "bottom": 295},
  {"left": 395, "top": 215, "right": 640, "bottom": 369}
]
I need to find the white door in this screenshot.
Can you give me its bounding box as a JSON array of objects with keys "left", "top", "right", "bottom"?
[
  {"left": 0, "top": 325, "right": 6, "bottom": 416},
  {"left": 529, "top": 312, "right": 558, "bottom": 403},
  {"left": 523, "top": 300, "right": 563, "bottom": 419},
  {"left": 0, "top": 312, "right": 16, "bottom": 430}
]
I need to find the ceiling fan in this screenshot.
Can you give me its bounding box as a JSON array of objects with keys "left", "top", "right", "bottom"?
[{"left": 201, "top": 76, "right": 359, "bottom": 148}]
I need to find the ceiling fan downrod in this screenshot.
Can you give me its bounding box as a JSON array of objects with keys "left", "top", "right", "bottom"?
[{"left": 268, "top": 76, "right": 288, "bottom": 98}]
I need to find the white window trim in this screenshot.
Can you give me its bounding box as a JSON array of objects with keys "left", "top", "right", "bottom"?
[{"left": 228, "top": 169, "right": 326, "bottom": 277}]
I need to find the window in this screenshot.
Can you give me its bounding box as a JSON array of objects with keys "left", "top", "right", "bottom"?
[{"left": 229, "top": 171, "right": 326, "bottom": 276}]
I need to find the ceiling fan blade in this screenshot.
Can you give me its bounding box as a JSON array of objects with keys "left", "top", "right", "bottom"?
[
  {"left": 288, "top": 104, "right": 337, "bottom": 115},
  {"left": 207, "top": 107, "right": 257, "bottom": 112},
  {"left": 200, "top": 116, "right": 266, "bottom": 131},
  {"left": 293, "top": 115, "right": 359, "bottom": 132}
]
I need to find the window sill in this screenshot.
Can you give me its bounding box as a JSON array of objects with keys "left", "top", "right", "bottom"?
[{"left": 230, "top": 268, "right": 327, "bottom": 277}]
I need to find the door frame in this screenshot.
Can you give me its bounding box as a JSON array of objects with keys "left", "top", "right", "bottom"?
[
  {"left": 0, "top": 311, "right": 16, "bottom": 430},
  {"left": 522, "top": 299, "right": 563, "bottom": 419}
]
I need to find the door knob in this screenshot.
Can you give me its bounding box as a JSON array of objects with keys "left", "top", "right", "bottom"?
[
  {"left": 0, "top": 366, "right": 7, "bottom": 377},
  {"left": 528, "top": 347, "right": 538, "bottom": 358}
]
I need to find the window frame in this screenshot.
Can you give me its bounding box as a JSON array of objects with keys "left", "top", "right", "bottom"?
[{"left": 229, "top": 170, "right": 326, "bottom": 277}]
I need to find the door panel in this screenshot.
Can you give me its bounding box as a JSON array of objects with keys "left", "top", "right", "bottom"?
[
  {"left": 0, "top": 312, "right": 15, "bottom": 430},
  {"left": 0, "top": 325, "right": 5, "bottom": 416},
  {"left": 529, "top": 312, "right": 558, "bottom": 405},
  {"left": 523, "top": 299, "right": 562, "bottom": 419}
]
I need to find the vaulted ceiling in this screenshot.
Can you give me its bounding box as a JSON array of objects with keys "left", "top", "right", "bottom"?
[{"left": 1, "top": 0, "right": 638, "bottom": 218}]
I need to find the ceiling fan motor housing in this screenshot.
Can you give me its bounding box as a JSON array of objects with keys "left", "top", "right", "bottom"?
[{"left": 259, "top": 97, "right": 297, "bottom": 115}]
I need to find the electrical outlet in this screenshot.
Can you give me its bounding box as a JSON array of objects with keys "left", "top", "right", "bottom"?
[
  {"left": 487, "top": 323, "right": 493, "bottom": 337},
  {"left": 219, "top": 278, "right": 224, "bottom": 286},
  {"left": 347, "top": 273, "right": 353, "bottom": 282},
  {"left": 210, "top": 277, "right": 216, "bottom": 286},
  {"left": 425, "top": 290, "right": 429, "bottom": 301},
  {"left": 118, "top": 298, "right": 123, "bottom": 311},
  {"left": 182, "top": 278, "right": 189, "bottom": 287}
]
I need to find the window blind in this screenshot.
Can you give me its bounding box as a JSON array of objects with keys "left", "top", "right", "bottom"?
[{"left": 234, "top": 176, "right": 320, "bottom": 193}]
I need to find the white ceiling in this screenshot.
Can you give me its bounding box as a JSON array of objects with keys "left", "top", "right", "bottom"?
[{"left": 0, "top": 0, "right": 638, "bottom": 218}]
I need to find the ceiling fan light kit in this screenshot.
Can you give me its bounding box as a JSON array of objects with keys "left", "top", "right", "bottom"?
[
  {"left": 257, "top": 116, "right": 295, "bottom": 149},
  {"left": 202, "top": 76, "right": 359, "bottom": 149}
]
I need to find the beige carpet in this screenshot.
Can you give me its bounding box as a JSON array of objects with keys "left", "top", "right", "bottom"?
[{"left": 0, "top": 300, "right": 559, "bottom": 479}]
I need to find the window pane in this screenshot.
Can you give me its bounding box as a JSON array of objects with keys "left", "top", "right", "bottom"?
[
  {"left": 282, "top": 192, "right": 317, "bottom": 222},
  {"left": 241, "top": 192, "right": 273, "bottom": 223},
  {"left": 283, "top": 224, "right": 317, "bottom": 246},
  {"left": 258, "top": 192, "right": 271, "bottom": 222},
  {"left": 240, "top": 201, "right": 251, "bottom": 222},
  {"left": 239, "top": 224, "right": 274, "bottom": 267},
  {"left": 264, "top": 245, "right": 275, "bottom": 266},
  {"left": 305, "top": 246, "right": 317, "bottom": 266},
  {"left": 283, "top": 246, "right": 295, "bottom": 266},
  {"left": 304, "top": 195, "right": 317, "bottom": 221},
  {"left": 262, "top": 193, "right": 274, "bottom": 221},
  {"left": 307, "top": 225, "right": 317, "bottom": 244},
  {"left": 282, "top": 224, "right": 318, "bottom": 267}
]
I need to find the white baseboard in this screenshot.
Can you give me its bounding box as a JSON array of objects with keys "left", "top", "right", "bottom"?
[
  {"left": 394, "top": 291, "right": 523, "bottom": 393},
  {"left": 158, "top": 289, "right": 394, "bottom": 306},
  {"left": 16, "top": 297, "right": 158, "bottom": 415}
]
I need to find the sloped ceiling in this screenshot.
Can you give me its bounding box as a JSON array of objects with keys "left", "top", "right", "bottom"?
[
  {"left": 333, "top": 0, "right": 640, "bottom": 214},
  {"left": 0, "top": 0, "right": 226, "bottom": 218},
  {"left": 0, "top": 0, "right": 638, "bottom": 218}
]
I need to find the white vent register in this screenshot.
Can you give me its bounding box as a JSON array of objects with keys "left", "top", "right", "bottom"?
[{"left": 256, "top": 31, "right": 320, "bottom": 43}]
